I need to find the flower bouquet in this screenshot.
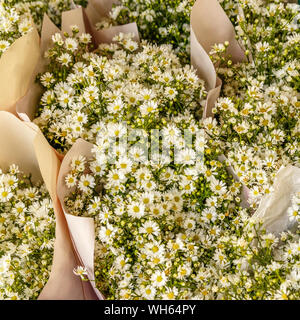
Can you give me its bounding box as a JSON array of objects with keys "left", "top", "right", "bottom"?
[{"left": 0, "top": 0, "right": 298, "bottom": 300}]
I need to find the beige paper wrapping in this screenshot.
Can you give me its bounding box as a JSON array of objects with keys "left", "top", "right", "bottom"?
[
  {"left": 62, "top": 8, "right": 87, "bottom": 35},
  {"left": 0, "top": 111, "right": 41, "bottom": 181},
  {"left": 33, "top": 128, "right": 98, "bottom": 300},
  {"left": 91, "top": 22, "right": 139, "bottom": 44},
  {"left": 16, "top": 10, "right": 86, "bottom": 122},
  {"left": 204, "top": 77, "right": 222, "bottom": 119},
  {"left": 252, "top": 166, "right": 300, "bottom": 235},
  {"left": 0, "top": 27, "right": 40, "bottom": 115},
  {"left": 191, "top": 0, "right": 245, "bottom": 63},
  {"left": 57, "top": 139, "right": 104, "bottom": 299},
  {"left": 218, "top": 154, "right": 250, "bottom": 208},
  {"left": 190, "top": 27, "right": 217, "bottom": 92},
  {"left": 190, "top": 0, "right": 245, "bottom": 117},
  {"left": 16, "top": 14, "right": 61, "bottom": 122},
  {"left": 85, "top": 0, "right": 118, "bottom": 25},
  {"left": 0, "top": 111, "right": 91, "bottom": 299},
  {"left": 84, "top": 0, "right": 140, "bottom": 45}
]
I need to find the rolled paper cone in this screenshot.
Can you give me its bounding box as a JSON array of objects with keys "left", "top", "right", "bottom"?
[
  {"left": 16, "top": 83, "right": 43, "bottom": 122},
  {"left": 91, "top": 22, "right": 140, "bottom": 45},
  {"left": 190, "top": 1, "right": 249, "bottom": 204},
  {"left": 0, "top": 27, "right": 40, "bottom": 115},
  {"left": 203, "top": 77, "right": 222, "bottom": 119},
  {"left": 86, "top": 0, "right": 118, "bottom": 25},
  {"left": 84, "top": 0, "right": 140, "bottom": 45},
  {"left": 62, "top": 7, "right": 88, "bottom": 35},
  {"left": 33, "top": 131, "right": 98, "bottom": 300},
  {"left": 16, "top": 14, "right": 61, "bottom": 122},
  {"left": 40, "top": 14, "right": 62, "bottom": 53},
  {"left": 218, "top": 154, "right": 250, "bottom": 208},
  {"left": 85, "top": 0, "right": 119, "bottom": 25},
  {"left": 190, "top": 27, "right": 216, "bottom": 92},
  {"left": 0, "top": 111, "right": 41, "bottom": 181},
  {"left": 16, "top": 7, "right": 89, "bottom": 123},
  {"left": 252, "top": 166, "right": 300, "bottom": 235},
  {"left": 191, "top": 0, "right": 245, "bottom": 63},
  {"left": 57, "top": 139, "right": 104, "bottom": 299}
]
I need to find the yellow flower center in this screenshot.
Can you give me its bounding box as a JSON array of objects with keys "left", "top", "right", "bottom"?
[{"left": 146, "top": 227, "right": 153, "bottom": 234}]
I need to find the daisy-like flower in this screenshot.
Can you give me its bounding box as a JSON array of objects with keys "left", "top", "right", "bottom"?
[
  {"left": 71, "top": 155, "right": 86, "bottom": 172},
  {"left": 107, "top": 169, "right": 126, "bottom": 188},
  {"left": 73, "top": 266, "right": 88, "bottom": 280},
  {"left": 0, "top": 187, "right": 12, "bottom": 202},
  {"left": 78, "top": 174, "right": 95, "bottom": 193},
  {"left": 210, "top": 178, "right": 227, "bottom": 195},
  {"left": 127, "top": 201, "right": 145, "bottom": 219},
  {"left": 139, "top": 220, "right": 160, "bottom": 239},
  {"left": 98, "top": 224, "right": 116, "bottom": 243},
  {"left": 65, "top": 174, "right": 77, "bottom": 188},
  {"left": 57, "top": 53, "right": 72, "bottom": 66},
  {"left": 151, "top": 270, "right": 168, "bottom": 288},
  {"left": 142, "top": 286, "right": 156, "bottom": 299}
]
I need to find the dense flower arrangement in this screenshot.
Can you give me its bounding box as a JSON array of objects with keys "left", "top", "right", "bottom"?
[
  {"left": 206, "top": 0, "right": 300, "bottom": 209},
  {"left": 0, "top": 0, "right": 33, "bottom": 57},
  {"left": 98, "top": 0, "right": 195, "bottom": 63},
  {"left": 65, "top": 116, "right": 300, "bottom": 300},
  {"left": 0, "top": 0, "right": 299, "bottom": 301},
  {"left": 3, "top": 0, "right": 88, "bottom": 29},
  {"left": 34, "top": 32, "right": 206, "bottom": 153},
  {"left": 96, "top": 0, "right": 243, "bottom": 64},
  {"left": 217, "top": 218, "right": 300, "bottom": 300},
  {"left": 0, "top": 165, "right": 55, "bottom": 300},
  {"left": 64, "top": 112, "right": 248, "bottom": 299},
  {"left": 0, "top": 0, "right": 88, "bottom": 57}
]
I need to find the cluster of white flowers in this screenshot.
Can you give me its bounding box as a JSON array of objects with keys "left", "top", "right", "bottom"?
[
  {"left": 206, "top": 0, "right": 300, "bottom": 209},
  {"left": 64, "top": 112, "right": 249, "bottom": 299},
  {"left": 3, "top": 0, "right": 87, "bottom": 29},
  {"left": 97, "top": 0, "right": 195, "bottom": 63},
  {"left": 32, "top": 0, "right": 300, "bottom": 300},
  {"left": 0, "top": 0, "right": 89, "bottom": 56},
  {"left": 0, "top": 0, "right": 33, "bottom": 56},
  {"left": 0, "top": 164, "right": 55, "bottom": 300},
  {"left": 97, "top": 0, "right": 245, "bottom": 64},
  {"left": 216, "top": 218, "right": 300, "bottom": 300},
  {"left": 34, "top": 31, "right": 206, "bottom": 153},
  {"left": 65, "top": 113, "right": 300, "bottom": 300},
  {"left": 1, "top": 0, "right": 298, "bottom": 300}
]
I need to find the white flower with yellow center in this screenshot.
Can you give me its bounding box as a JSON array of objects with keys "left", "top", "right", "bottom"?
[
  {"left": 140, "top": 100, "right": 158, "bottom": 116},
  {"left": 78, "top": 174, "right": 95, "bottom": 193},
  {"left": 128, "top": 201, "right": 145, "bottom": 219},
  {"left": 107, "top": 169, "right": 126, "bottom": 187},
  {"left": 0, "top": 187, "right": 12, "bottom": 202},
  {"left": 142, "top": 286, "right": 156, "bottom": 299},
  {"left": 99, "top": 224, "right": 115, "bottom": 243},
  {"left": 151, "top": 270, "right": 167, "bottom": 288},
  {"left": 108, "top": 98, "right": 124, "bottom": 114},
  {"left": 139, "top": 220, "right": 160, "bottom": 238}
]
